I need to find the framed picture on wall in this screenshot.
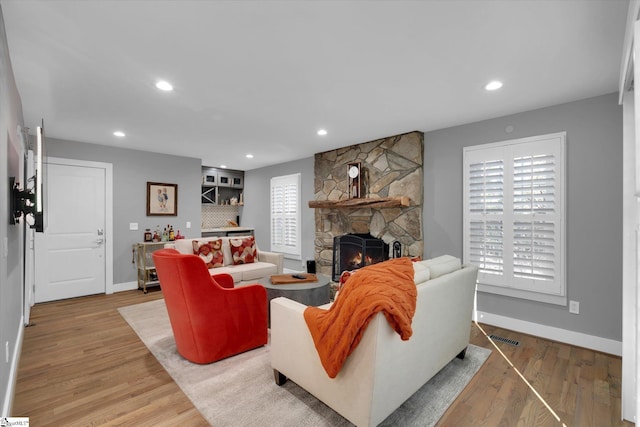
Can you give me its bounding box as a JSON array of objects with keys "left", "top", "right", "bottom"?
[{"left": 147, "top": 182, "right": 178, "bottom": 216}]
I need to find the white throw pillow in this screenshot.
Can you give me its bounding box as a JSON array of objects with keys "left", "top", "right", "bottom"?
[
  {"left": 412, "top": 261, "right": 431, "bottom": 284},
  {"left": 422, "top": 254, "right": 457, "bottom": 267},
  {"left": 427, "top": 256, "right": 461, "bottom": 279}
]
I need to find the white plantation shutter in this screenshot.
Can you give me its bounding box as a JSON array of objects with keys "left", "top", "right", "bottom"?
[
  {"left": 469, "top": 219, "right": 504, "bottom": 278},
  {"left": 464, "top": 132, "right": 566, "bottom": 304},
  {"left": 468, "top": 155, "right": 505, "bottom": 284},
  {"left": 468, "top": 159, "right": 504, "bottom": 215},
  {"left": 270, "top": 173, "right": 301, "bottom": 258}
]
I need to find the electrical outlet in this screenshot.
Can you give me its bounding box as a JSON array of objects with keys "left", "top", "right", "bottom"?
[
  {"left": 569, "top": 300, "right": 580, "bottom": 314},
  {"left": 186, "top": 221, "right": 191, "bottom": 229},
  {"left": 129, "top": 222, "right": 138, "bottom": 231}
]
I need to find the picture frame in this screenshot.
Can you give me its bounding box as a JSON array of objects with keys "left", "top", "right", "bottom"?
[{"left": 147, "top": 182, "right": 178, "bottom": 216}]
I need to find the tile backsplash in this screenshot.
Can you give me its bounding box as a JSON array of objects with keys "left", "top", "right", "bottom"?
[{"left": 201, "top": 205, "right": 240, "bottom": 228}]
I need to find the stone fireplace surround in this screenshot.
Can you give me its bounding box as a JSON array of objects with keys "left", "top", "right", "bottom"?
[{"left": 312, "top": 131, "right": 424, "bottom": 277}]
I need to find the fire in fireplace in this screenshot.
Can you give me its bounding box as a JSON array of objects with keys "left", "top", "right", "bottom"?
[{"left": 332, "top": 233, "right": 389, "bottom": 281}]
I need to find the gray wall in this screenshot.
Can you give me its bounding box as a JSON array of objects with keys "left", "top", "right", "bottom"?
[
  {"left": 0, "top": 5, "right": 25, "bottom": 414},
  {"left": 241, "top": 93, "right": 624, "bottom": 344},
  {"left": 424, "top": 93, "right": 623, "bottom": 341},
  {"left": 46, "top": 138, "right": 202, "bottom": 285},
  {"left": 242, "top": 156, "right": 315, "bottom": 271}
]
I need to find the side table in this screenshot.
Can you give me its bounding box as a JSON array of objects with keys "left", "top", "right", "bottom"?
[
  {"left": 132, "top": 241, "right": 166, "bottom": 293},
  {"left": 257, "top": 274, "right": 331, "bottom": 324}
]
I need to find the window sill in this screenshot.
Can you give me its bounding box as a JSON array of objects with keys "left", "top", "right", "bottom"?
[{"left": 477, "top": 283, "right": 567, "bottom": 306}]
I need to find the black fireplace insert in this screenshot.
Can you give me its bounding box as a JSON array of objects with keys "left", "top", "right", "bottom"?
[{"left": 332, "top": 233, "right": 389, "bottom": 281}]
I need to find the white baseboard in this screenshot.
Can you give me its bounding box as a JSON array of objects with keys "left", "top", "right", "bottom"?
[
  {"left": 112, "top": 281, "right": 138, "bottom": 293},
  {"left": 475, "top": 310, "right": 622, "bottom": 356},
  {"left": 2, "top": 316, "right": 24, "bottom": 417}
]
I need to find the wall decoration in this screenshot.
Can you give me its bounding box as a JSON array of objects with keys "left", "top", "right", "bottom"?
[
  {"left": 147, "top": 182, "right": 178, "bottom": 216},
  {"left": 347, "top": 161, "right": 362, "bottom": 199}
]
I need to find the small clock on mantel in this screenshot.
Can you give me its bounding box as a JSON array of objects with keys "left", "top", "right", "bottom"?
[{"left": 347, "top": 161, "right": 362, "bottom": 199}]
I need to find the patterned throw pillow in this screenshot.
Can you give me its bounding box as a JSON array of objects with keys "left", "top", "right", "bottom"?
[
  {"left": 230, "top": 236, "right": 257, "bottom": 265},
  {"left": 192, "top": 239, "right": 224, "bottom": 268}
]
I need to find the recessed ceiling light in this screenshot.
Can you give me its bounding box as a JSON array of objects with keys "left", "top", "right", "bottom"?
[
  {"left": 317, "top": 129, "right": 328, "bottom": 136},
  {"left": 155, "top": 80, "right": 173, "bottom": 91},
  {"left": 485, "top": 80, "right": 503, "bottom": 91},
  {"left": 113, "top": 131, "right": 125, "bottom": 137},
  {"left": 220, "top": 164, "right": 227, "bottom": 169},
  {"left": 246, "top": 154, "right": 254, "bottom": 159}
]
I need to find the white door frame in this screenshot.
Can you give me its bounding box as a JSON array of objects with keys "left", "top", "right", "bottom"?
[
  {"left": 46, "top": 157, "right": 114, "bottom": 294},
  {"left": 620, "top": 2, "right": 640, "bottom": 422}
]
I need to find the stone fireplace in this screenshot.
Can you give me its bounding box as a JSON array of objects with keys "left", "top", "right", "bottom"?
[{"left": 311, "top": 131, "right": 424, "bottom": 277}]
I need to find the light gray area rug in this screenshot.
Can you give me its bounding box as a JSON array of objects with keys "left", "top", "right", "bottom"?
[{"left": 118, "top": 299, "right": 490, "bottom": 427}]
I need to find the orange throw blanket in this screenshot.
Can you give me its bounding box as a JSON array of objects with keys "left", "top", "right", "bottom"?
[{"left": 303, "top": 257, "right": 417, "bottom": 378}]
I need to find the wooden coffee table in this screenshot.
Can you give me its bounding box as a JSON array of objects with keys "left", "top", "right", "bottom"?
[{"left": 258, "top": 274, "right": 331, "bottom": 323}]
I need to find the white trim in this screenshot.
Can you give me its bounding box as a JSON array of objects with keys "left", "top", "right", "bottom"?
[
  {"left": 463, "top": 131, "right": 567, "bottom": 152},
  {"left": 2, "top": 316, "right": 24, "bottom": 417},
  {"left": 113, "top": 281, "right": 138, "bottom": 293},
  {"left": 464, "top": 132, "right": 566, "bottom": 302},
  {"left": 622, "top": 89, "right": 637, "bottom": 422},
  {"left": 477, "top": 284, "right": 566, "bottom": 306},
  {"left": 45, "top": 157, "right": 114, "bottom": 295},
  {"left": 619, "top": 0, "right": 640, "bottom": 103},
  {"left": 475, "top": 310, "right": 622, "bottom": 357},
  {"left": 270, "top": 173, "right": 302, "bottom": 259}
]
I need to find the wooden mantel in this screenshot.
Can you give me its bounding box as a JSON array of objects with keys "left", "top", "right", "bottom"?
[{"left": 308, "top": 196, "right": 410, "bottom": 209}]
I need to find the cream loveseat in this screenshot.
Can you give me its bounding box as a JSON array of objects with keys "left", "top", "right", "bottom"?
[
  {"left": 166, "top": 236, "right": 283, "bottom": 285},
  {"left": 270, "top": 255, "right": 478, "bottom": 427}
]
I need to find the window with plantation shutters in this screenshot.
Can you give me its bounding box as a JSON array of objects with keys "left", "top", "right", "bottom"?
[
  {"left": 270, "top": 173, "right": 301, "bottom": 259},
  {"left": 463, "top": 132, "right": 566, "bottom": 305}
]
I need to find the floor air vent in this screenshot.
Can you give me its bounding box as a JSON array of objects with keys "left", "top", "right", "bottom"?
[{"left": 489, "top": 334, "right": 521, "bottom": 347}]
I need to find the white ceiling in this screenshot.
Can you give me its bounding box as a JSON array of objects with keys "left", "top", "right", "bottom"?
[{"left": 1, "top": 0, "right": 629, "bottom": 171}]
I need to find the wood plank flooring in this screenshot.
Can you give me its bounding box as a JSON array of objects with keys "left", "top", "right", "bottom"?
[{"left": 12, "top": 290, "right": 633, "bottom": 426}]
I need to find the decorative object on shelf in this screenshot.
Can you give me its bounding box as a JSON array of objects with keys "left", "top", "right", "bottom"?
[
  {"left": 144, "top": 229, "right": 152, "bottom": 242},
  {"left": 393, "top": 241, "right": 402, "bottom": 258},
  {"left": 306, "top": 259, "right": 316, "bottom": 274},
  {"left": 347, "top": 161, "right": 362, "bottom": 199},
  {"left": 147, "top": 182, "right": 178, "bottom": 216}
]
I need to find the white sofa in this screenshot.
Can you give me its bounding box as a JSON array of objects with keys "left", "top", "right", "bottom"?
[
  {"left": 270, "top": 255, "right": 478, "bottom": 427},
  {"left": 166, "top": 236, "right": 284, "bottom": 285}
]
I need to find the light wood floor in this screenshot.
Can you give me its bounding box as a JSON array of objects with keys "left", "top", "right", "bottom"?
[{"left": 12, "top": 289, "right": 633, "bottom": 427}]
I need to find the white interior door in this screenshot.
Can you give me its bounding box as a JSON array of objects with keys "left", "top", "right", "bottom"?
[{"left": 35, "top": 161, "right": 106, "bottom": 302}]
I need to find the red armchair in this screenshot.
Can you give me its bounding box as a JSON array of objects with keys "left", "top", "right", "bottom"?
[{"left": 152, "top": 248, "right": 268, "bottom": 364}]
